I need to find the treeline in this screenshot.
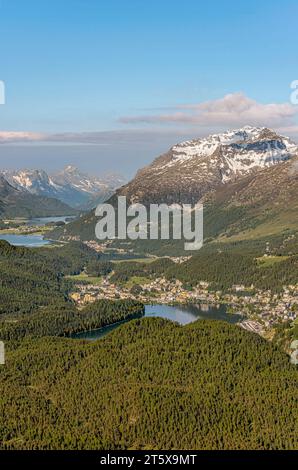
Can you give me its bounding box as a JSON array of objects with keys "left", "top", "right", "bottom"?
[
  {"left": 0, "top": 318, "right": 297, "bottom": 450},
  {"left": 0, "top": 299, "right": 144, "bottom": 341}
]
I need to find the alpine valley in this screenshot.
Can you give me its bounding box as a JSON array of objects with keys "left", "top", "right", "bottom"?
[
  {"left": 50, "top": 126, "right": 298, "bottom": 248},
  {"left": 0, "top": 126, "right": 297, "bottom": 451},
  {"left": 2, "top": 3, "right": 298, "bottom": 454}
]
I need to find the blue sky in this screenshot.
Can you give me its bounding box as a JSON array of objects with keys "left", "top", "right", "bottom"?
[{"left": 0, "top": 0, "right": 297, "bottom": 175}]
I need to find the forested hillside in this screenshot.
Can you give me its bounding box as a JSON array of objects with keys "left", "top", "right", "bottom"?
[
  {"left": 107, "top": 235, "right": 298, "bottom": 293},
  {"left": 0, "top": 318, "right": 297, "bottom": 450},
  {"left": 167, "top": 249, "right": 298, "bottom": 292},
  {"left": 0, "top": 240, "right": 99, "bottom": 315},
  {"left": 0, "top": 300, "right": 144, "bottom": 341}
]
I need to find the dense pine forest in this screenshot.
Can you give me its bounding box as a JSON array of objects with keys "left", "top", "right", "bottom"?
[
  {"left": 0, "top": 300, "right": 144, "bottom": 341},
  {"left": 0, "top": 318, "right": 297, "bottom": 450}
]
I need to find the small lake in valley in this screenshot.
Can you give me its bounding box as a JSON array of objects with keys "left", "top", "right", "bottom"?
[
  {"left": 72, "top": 303, "right": 243, "bottom": 341},
  {"left": 26, "top": 216, "right": 76, "bottom": 226},
  {"left": 0, "top": 216, "right": 75, "bottom": 247},
  {"left": 0, "top": 233, "right": 52, "bottom": 247}
]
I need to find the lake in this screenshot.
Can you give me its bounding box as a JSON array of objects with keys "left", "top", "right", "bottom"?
[
  {"left": 26, "top": 216, "right": 76, "bottom": 226},
  {"left": 0, "top": 233, "right": 52, "bottom": 247},
  {"left": 72, "top": 303, "right": 243, "bottom": 341},
  {"left": 0, "top": 215, "right": 75, "bottom": 247}
]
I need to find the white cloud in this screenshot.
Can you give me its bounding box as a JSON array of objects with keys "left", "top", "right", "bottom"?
[
  {"left": 0, "top": 131, "right": 45, "bottom": 143},
  {"left": 1, "top": 94, "right": 298, "bottom": 147},
  {"left": 119, "top": 92, "right": 298, "bottom": 129}
]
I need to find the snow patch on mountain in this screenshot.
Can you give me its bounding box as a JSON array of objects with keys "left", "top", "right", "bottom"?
[
  {"left": 161, "top": 126, "right": 298, "bottom": 182},
  {"left": 0, "top": 166, "right": 126, "bottom": 209}
]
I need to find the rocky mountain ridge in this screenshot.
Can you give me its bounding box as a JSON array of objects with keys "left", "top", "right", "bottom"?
[
  {"left": 117, "top": 126, "right": 297, "bottom": 205},
  {"left": 1, "top": 166, "right": 125, "bottom": 209}
]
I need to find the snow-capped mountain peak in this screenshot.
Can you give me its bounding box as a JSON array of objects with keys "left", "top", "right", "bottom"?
[
  {"left": 53, "top": 166, "right": 125, "bottom": 195},
  {"left": 1, "top": 169, "right": 57, "bottom": 194},
  {"left": 0, "top": 166, "right": 126, "bottom": 209},
  {"left": 117, "top": 126, "right": 298, "bottom": 205},
  {"left": 160, "top": 126, "right": 297, "bottom": 177}
]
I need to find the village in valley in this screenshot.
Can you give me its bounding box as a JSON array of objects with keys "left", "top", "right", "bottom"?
[{"left": 69, "top": 264, "right": 298, "bottom": 338}]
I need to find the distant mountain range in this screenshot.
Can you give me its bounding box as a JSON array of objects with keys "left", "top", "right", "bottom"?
[
  {"left": 1, "top": 166, "right": 126, "bottom": 209},
  {"left": 50, "top": 126, "right": 298, "bottom": 250},
  {"left": 0, "top": 176, "right": 78, "bottom": 218}
]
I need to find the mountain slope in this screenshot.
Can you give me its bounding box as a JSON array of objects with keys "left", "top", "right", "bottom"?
[
  {"left": 50, "top": 127, "right": 298, "bottom": 251},
  {"left": 203, "top": 154, "right": 298, "bottom": 241},
  {"left": 52, "top": 165, "right": 125, "bottom": 208},
  {"left": 0, "top": 176, "right": 78, "bottom": 218},
  {"left": 117, "top": 126, "right": 297, "bottom": 205},
  {"left": 108, "top": 155, "right": 298, "bottom": 254}
]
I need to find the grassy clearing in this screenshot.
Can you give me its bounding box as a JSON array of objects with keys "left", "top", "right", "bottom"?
[
  {"left": 0, "top": 226, "right": 53, "bottom": 236},
  {"left": 256, "top": 255, "right": 289, "bottom": 267},
  {"left": 112, "top": 257, "right": 157, "bottom": 264},
  {"left": 218, "top": 210, "right": 298, "bottom": 243},
  {"left": 125, "top": 276, "right": 151, "bottom": 288},
  {"left": 66, "top": 272, "right": 102, "bottom": 285}
]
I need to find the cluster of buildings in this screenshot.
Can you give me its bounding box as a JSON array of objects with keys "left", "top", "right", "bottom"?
[
  {"left": 70, "top": 277, "right": 188, "bottom": 305},
  {"left": 69, "top": 272, "right": 297, "bottom": 337},
  {"left": 217, "top": 285, "right": 298, "bottom": 328}
]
